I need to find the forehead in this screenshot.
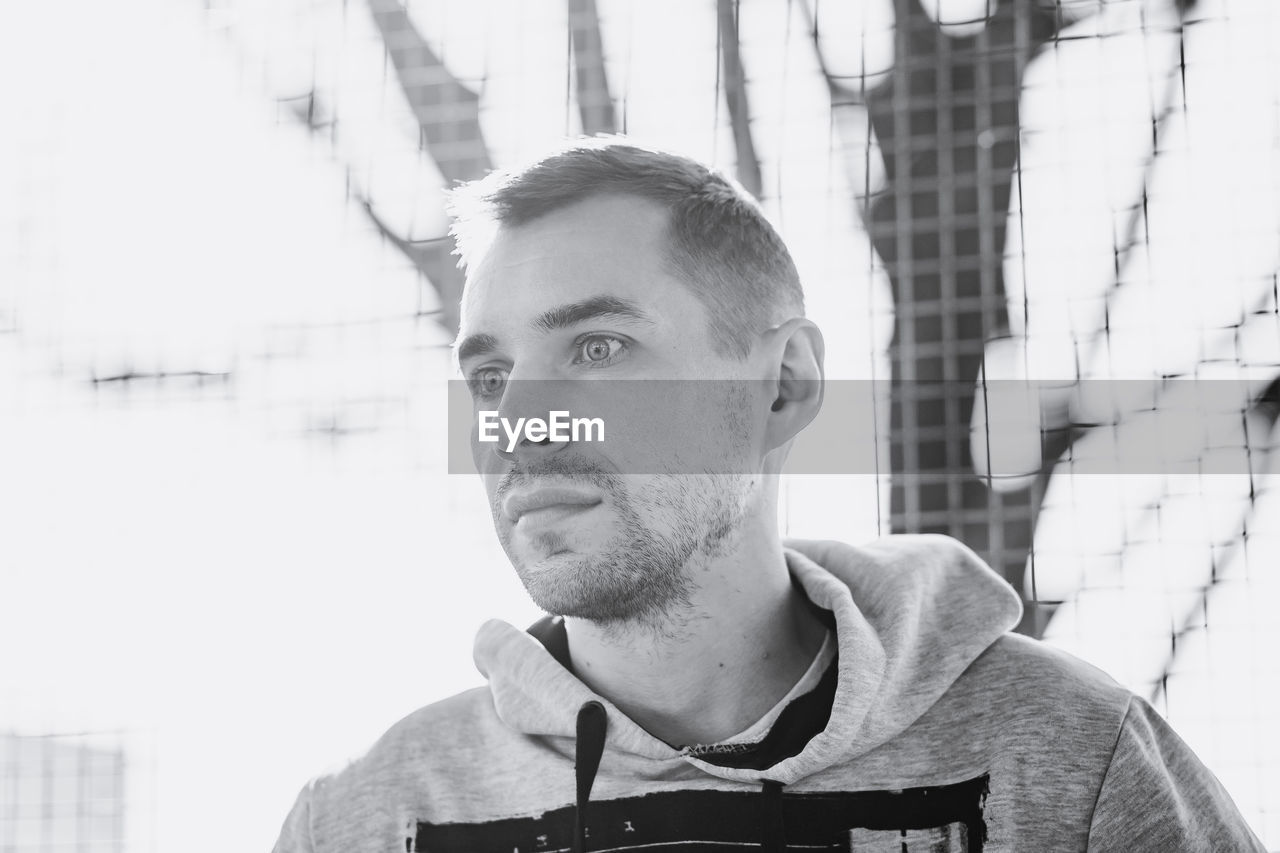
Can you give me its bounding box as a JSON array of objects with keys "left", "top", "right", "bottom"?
[{"left": 458, "top": 194, "right": 686, "bottom": 334}]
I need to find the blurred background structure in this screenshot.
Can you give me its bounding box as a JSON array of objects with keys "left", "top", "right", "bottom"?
[
  {"left": 0, "top": 732, "right": 136, "bottom": 853},
  {"left": 1, "top": 0, "right": 1277, "bottom": 849}
]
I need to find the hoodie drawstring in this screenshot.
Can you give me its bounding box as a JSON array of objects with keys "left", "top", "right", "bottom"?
[
  {"left": 760, "top": 779, "right": 786, "bottom": 852},
  {"left": 573, "top": 700, "right": 608, "bottom": 853}
]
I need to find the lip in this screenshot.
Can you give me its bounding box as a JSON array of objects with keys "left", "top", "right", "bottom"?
[{"left": 503, "top": 487, "right": 603, "bottom": 522}]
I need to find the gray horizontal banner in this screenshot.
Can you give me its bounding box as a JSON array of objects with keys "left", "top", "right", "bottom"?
[{"left": 446, "top": 379, "right": 1279, "bottom": 476}]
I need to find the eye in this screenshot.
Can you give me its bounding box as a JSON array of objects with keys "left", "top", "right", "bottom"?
[
  {"left": 574, "top": 334, "right": 627, "bottom": 366},
  {"left": 467, "top": 366, "right": 508, "bottom": 400}
]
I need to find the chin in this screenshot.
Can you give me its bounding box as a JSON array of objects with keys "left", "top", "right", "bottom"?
[
  {"left": 518, "top": 557, "right": 599, "bottom": 615},
  {"left": 507, "top": 529, "right": 576, "bottom": 564},
  {"left": 518, "top": 548, "right": 584, "bottom": 578}
]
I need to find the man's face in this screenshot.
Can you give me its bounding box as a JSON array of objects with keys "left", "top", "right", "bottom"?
[{"left": 455, "top": 194, "right": 772, "bottom": 625}]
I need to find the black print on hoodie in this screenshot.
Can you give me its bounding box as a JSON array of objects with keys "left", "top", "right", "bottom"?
[{"left": 413, "top": 775, "right": 990, "bottom": 852}]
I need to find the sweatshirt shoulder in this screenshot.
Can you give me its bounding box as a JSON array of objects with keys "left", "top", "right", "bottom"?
[
  {"left": 310, "top": 685, "right": 498, "bottom": 803},
  {"left": 960, "top": 632, "right": 1135, "bottom": 721},
  {"left": 275, "top": 686, "right": 501, "bottom": 853},
  {"left": 361, "top": 685, "right": 496, "bottom": 770},
  {"left": 372, "top": 685, "right": 498, "bottom": 755}
]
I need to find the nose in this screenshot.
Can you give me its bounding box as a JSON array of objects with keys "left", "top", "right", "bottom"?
[
  {"left": 490, "top": 378, "right": 573, "bottom": 463},
  {"left": 494, "top": 432, "right": 567, "bottom": 462}
]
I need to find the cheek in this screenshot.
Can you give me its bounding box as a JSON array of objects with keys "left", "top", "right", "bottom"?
[
  {"left": 662, "top": 389, "right": 761, "bottom": 473},
  {"left": 604, "top": 416, "right": 740, "bottom": 475},
  {"left": 592, "top": 415, "right": 678, "bottom": 475}
]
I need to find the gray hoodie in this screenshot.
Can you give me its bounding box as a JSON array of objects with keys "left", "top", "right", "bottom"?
[{"left": 272, "top": 534, "right": 1264, "bottom": 851}]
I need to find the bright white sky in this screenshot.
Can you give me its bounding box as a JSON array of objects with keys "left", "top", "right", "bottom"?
[{"left": 0, "top": 2, "right": 535, "bottom": 848}]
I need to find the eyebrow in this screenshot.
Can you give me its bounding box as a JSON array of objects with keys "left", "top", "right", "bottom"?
[
  {"left": 453, "top": 296, "right": 654, "bottom": 364},
  {"left": 454, "top": 333, "right": 499, "bottom": 365},
  {"left": 531, "top": 296, "right": 655, "bottom": 334}
]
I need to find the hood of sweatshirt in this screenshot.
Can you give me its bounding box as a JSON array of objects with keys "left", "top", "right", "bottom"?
[{"left": 472, "top": 534, "right": 1022, "bottom": 787}]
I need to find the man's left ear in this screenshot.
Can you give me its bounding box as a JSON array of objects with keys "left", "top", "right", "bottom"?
[{"left": 759, "top": 318, "right": 825, "bottom": 451}]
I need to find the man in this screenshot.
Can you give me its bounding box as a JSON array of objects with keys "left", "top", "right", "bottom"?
[{"left": 272, "top": 139, "right": 1264, "bottom": 851}]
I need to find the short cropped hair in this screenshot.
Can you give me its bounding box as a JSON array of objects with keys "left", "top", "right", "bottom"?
[{"left": 446, "top": 137, "right": 805, "bottom": 358}]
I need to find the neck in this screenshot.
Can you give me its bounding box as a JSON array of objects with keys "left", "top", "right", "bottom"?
[{"left": 563, "top": 517, "right": 828, "bottom": 747}]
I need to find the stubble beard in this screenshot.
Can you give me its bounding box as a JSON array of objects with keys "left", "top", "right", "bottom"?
[{"left": 495, "top": 459, "right": 751, "bottom": 632}]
